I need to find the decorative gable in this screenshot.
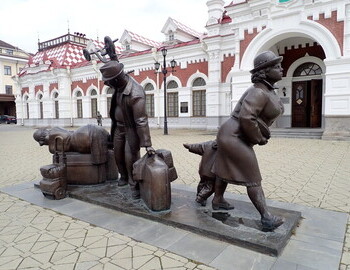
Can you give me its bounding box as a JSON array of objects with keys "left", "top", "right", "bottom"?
[
  {"left": 161, "top": 17, "right": 203, "bottom": 45},
  {"left": 119, "top": 30, "right": 161, "bottom": 52}
]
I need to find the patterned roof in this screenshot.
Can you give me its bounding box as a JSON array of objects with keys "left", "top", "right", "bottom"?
[
  {"left": 19, "top": 38, "right": 122, "bottom": 76},
  {"left": 126, "top": 30, "right": 161, "bottom": 48},
  {"left": 31, "top": 39, "right": 106, "bottom": 67},
  {"left": 171, "top": 18, "right": 203, "bottom": 38}
]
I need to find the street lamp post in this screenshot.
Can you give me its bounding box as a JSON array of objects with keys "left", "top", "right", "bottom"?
[{"left": 154, "top": 47, "right": 176, "bottom": 135}]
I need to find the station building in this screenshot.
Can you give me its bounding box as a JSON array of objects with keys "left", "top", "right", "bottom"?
[
  {"left": 14, "top": 0, "right": 350, "bottom": 139},
  {"left": 0, "top": 40, "right": 29, "bottom": 116}
]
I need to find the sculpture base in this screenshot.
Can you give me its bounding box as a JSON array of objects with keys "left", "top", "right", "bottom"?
[{"left": 67, "top": 182, "right": 301, "bottom": 256}]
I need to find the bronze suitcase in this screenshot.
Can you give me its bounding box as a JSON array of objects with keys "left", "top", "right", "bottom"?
[
  {"left": 57, "top": 152, "right": 106, "bottom": 185},
  {"left": 134, "top": 154, "right": 171, "bottom": 211}
]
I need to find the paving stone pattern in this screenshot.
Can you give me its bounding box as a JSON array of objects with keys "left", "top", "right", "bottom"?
[{"left": 0, "top": 125, "right": 349, "bottom": 269}]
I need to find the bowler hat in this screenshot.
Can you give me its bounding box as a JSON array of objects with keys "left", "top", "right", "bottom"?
[
  {"left": 100, "top": 61, "right": 124, "bottom": 81},
  {"left": 250, "top": 51, "right": 283, "bottom": 73}
]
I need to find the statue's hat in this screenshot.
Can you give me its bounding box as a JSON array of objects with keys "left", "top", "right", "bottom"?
[
  {"left": 100, "top": 60, "right": 124, "bottom": 81},
  {"left": 250, "top": 51, "right": 283, "bottom": 73}
]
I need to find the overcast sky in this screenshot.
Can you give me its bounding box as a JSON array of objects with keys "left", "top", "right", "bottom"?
[{"left": 0, "top": 0, "right": 213, "bottom": 54}]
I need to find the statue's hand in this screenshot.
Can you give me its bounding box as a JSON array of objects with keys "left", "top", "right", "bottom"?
[{"left": 146, "top": 146, "right": 156, "bottom": 156}]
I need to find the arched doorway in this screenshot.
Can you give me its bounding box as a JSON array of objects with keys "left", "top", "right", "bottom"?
[{"left": 291, "top": 62, "right": 323, "bottom": 128}]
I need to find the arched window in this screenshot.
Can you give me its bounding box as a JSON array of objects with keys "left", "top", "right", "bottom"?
[
  {"left": 53, "top": 92, "right": 59, "bottom": 119},
  {"left": 192, "top": 78, "right": 206, "bottom": 117},
  {"left": 293, "top": 62, "right": 322, "bottom": 77},
  {"left": 167, "top": 80, "right": 178, "bottom": 89},
  {"left": 192, "top": 77, "right": 206, "bottom": 87},
  {"left": 106, "top": 87, "right": 113, "bottom": 114},
  {"left": 144, "top": 83, "right": 154, "bottom": 91},
  {"left": 91, "top": 89, "right": 98, "bottom": 118},
  {"left": 76, "top": 91, "right": 83, "bottom": 118},
  {"left": 38, "top": 94, "right": 43, "bottom": 119}
]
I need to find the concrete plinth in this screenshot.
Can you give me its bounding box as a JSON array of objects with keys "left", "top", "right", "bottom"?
[{"left": 67, "top": 182, "right": 301, "bottom": 256}]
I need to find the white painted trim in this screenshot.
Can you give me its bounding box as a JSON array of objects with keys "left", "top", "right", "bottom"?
[
  {"left": 186, "top": 72, "right": 208, "bottom": 87},
  {"left": 286, "top": 56, "right": 326, "bottom": 78},
  {"left": 72, "top": 86, "right": 84, "bottom": 97},
  {"left": 164, "top": 74, "right": 182, "bottom": 90},
  {"left": 86, "top": 84, "right": 99, "bottom": 96},
  {"left": 241, "top": 20, "right": 342, "bottom": 71}
]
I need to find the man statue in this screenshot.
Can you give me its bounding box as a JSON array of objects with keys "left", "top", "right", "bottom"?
[
  {"left": 100, "top": 60, "right": 155, "bottom": 199},
  {"left": 33, "top": 125, "right": 109, "bottom": 165}
]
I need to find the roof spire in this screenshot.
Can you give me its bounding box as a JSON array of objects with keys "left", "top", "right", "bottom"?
[{"left": 67, "top": 19, "right": 70, "bottom": 34}]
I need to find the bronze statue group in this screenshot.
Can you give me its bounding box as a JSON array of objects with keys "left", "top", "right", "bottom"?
[{"left": 34, "top": 49, "right": 285, "bottom": 231}]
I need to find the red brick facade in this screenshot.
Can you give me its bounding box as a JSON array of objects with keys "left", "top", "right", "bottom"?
[
  {"left": 280, "top": 43, "right": 326, "bottom": 76},
  {"left": 133, "top": 61, "right": 208, "bottom": 87},
  {"left": 308, "top": 11, "right": 344, "bottom": 55},
  {"left": 71, "top": 79, "right": 102, "bottom": 95},
  {"left": 240, "top": 28, "right": 262, "bottom": 63},
  {"left": 21, "top": 87, "right": 29, "bottom": 95},
  {"left": 49, "top": 83, "right": 58, "bottom": 93},
  {"left": 221, "top": 55, "right": 235, "bottom": 82},
  {"left": 34, "top": 85, "right": 43, "bottom": 94}
]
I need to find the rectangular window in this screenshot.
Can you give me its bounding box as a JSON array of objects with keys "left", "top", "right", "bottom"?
[
  {"left": 4, "top": 66, "right": 11, "bottom": 75},
  {"left": 146, "top": 94, "right": 154, "bottom": 117},
  {"left": 55, "top": 101, "right": 59, "bottom": 119},
  {"left": 91, "top": 98, "right": 97, "bottom": 118},
  {"left": 180, "top": 102, "right": 188, "bottom": 113},
  {"left": 167, "top": 92, "right": 178, "bottom": 117},
  {"left": 193, "top": 90, "right": 206, "bottom": 117},
  {"left": 5, "top": 85, "right": 13, "bottom": 95},
  {"left": 77, "top": 99, "right": 83, "bottom": 118},
  {"left": 6, "top": 49, "right": 13, "bottom": 55}
]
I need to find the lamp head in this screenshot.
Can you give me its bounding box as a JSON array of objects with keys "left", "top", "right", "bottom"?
[
  {"left": 170, "top": 59, "right": 176, "bottom": 69},
  {"left": 154, "top": 61, "right": 160, "bottom": 71},
  {"left": 161, "top": 47, "right": 167, "bottom": 57}
]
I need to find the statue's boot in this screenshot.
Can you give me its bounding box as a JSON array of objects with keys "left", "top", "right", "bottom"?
[
  {"left": 261, "top": 215, "right": 284, "bottom": 231},
  {"left": 212, "top": 201, "right": 235, "bottom": 210},
  {"left": 211, "top": 178, "right": 234, "bottom": 210}
]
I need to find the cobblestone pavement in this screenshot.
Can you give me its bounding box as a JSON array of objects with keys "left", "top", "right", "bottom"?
[{"left": 0, "top": 124, "right": 349, "bottom": 269}]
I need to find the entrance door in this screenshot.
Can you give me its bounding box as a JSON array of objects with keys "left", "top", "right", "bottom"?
[
  {"left": 292, "top": 79, "right": 322, "bottom": 128},
  {"left": 310, "top": 79, "right": 322, "bottom": 128}
]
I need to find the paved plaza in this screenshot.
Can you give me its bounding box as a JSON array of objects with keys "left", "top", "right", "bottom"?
[{"left": 0, "top": 124, "right": 349, "bottom": 269}]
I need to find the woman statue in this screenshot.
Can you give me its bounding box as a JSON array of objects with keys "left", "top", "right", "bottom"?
[{"left": 212, "top": 51, "right": 285, "bottom": 231}]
